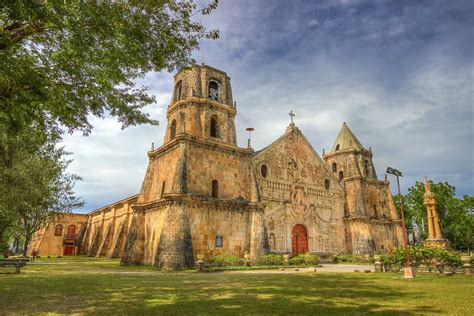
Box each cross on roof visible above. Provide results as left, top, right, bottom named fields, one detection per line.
left=289, top=110, right=295, bottom=124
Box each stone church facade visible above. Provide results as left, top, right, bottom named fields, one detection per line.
left=29, top=64, right=403, bottom=267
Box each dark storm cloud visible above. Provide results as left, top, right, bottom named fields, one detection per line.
left=63, top=0, right=473, bottom=212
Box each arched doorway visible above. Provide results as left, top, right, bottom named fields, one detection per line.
left=292, top=224, right=308, bottom=255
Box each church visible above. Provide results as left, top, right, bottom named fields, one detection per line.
left=29, top=64, right=404, bottom=268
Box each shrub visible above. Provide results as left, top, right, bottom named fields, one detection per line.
left=333, top=254, right=370, bottom=263
left=209, top=255, right=243, bottom=267
left=289, top=254, right=319, bottom=266
left=255, top=254, right=285, bottom=265
left=383, top=245, right=462, bottom=271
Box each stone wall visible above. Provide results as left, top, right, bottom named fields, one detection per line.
left=79, top=195, right=137, bottom=258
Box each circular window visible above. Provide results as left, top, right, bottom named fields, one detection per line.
left=260, top=164, right=268, bottom=178
left=324, top=178, right=330, bottom=190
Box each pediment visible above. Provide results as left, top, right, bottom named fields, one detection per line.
left=253, top=126, right=342, bottom=188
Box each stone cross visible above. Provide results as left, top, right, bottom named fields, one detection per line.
left=289, top=110, right=295, bottom=124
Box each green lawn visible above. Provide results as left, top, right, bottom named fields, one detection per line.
left=0, top=256, right=472, bottom=315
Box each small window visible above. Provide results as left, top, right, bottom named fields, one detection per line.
left=339, top=171, right=344, bottom=181
left=170, top=120, right=177, bottom=140
left=335, top=144, right=340, bottom=151
left=209, top=81, right=219, bottom=101
left=373, top=205, right=378, bottom=217
left=210, top=116, right=218, bottom=138
left=215, top=235, right=223, bottom=247
left=54, top=224, right=63, bottom=236
left=260, top=164, right=268, bottom=178
left=381, top=245, right=385, bottom=250
left=324, top=178, right=330, bottom=190
left=212, top=180, right=219, bottom=198
left=175, top=80, right=183, bottom=101
left=332, top=162, right=337, bottom=172
left=161, top=181, right=166, bottom=198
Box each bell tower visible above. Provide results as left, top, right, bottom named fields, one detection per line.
left=323, top=122, right=377, bottom=182
left=323, top=122, right=403, bottom=255
left=122, top=64, right=267, bottom=268
left=163, top=64, right=237, bottom=146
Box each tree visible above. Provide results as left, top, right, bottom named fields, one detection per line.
left=395, top=180, right=474, bottom=251
left=0, top=0, right=218, bottom=248
left=18, top=142, right=83, bottom=256
left=1, top=0, right=219, bottom=137
left=0, top=128, right=83, bottom=255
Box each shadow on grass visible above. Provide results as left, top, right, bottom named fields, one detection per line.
left=0, top=268, right=452, bottom=315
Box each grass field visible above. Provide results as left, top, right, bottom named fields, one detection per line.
left=0, top=256, right=472, bottom=315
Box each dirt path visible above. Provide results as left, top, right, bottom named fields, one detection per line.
left=226, top=264, right=374, bottom=274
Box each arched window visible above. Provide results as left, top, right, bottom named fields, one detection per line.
left=161, top=181, right=166, bottom=198
left=364, top=160, right=370, bottom=177
left=67, top=225, right=76, bottom=238
left=260, top=164, right=268, bottom=178
left=170, top=120, right=177, bottom=140
left=335, top=144, right=340, bottom=151
left=332, top=162, right=337, bottom=172
left=339, top=171, right=344, bottom=181
left=212, top=180, right=219, bottom=198
left=208, top=81, right=219, bottom=101
left=324, top=178, right=330, bottom=190
left=210, top=116, right=219, bottom=138
left=175, top=80, right=183, bottom=101
left=54, top=224, right=63, bottom=236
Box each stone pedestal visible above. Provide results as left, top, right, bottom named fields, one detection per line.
left=374, top=255, right=382, bottom=272
left=423, top=239, right=449, bottom=249
left=461, top=255, right=472, bottom=275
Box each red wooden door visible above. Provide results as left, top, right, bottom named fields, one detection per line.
left=64, top=244, right=74, bottom=256
left=292, top=225, right=308, bottom=255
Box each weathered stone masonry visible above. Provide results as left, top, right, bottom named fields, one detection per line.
left=29, top=64, right=403, bottom=266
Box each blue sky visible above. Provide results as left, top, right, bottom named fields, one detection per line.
left=62, top=0, right=474, bottom=212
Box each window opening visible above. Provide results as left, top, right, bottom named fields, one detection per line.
left=210, top=116, right=218, bottom=138
left=54, top=225, right=63, bottom=236
left=324, top=178, right=330, bottom=190
left=208, top=81, right=219, bottom=101
left=215, top=235, right=223, bottom=247
left=260, top=164, right=268, bottom=178
left=170, top=120, right=177, bottom=140
left=212, top=180, right=219, bottom=198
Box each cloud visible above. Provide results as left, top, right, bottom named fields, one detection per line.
left=63, top=0, right=473, bottom=212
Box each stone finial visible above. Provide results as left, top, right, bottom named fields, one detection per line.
left=424, top=176, right=431, bottom=192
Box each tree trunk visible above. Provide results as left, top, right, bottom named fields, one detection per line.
left=22, top=235, right=31, bottom=257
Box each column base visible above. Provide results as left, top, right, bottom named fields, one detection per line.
left=403, top=267, right=415, bottom=279
left=423, top=239, right=449, bottom=249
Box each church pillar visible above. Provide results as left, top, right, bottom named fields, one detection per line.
left=249, top=207, right=269, bottom=259
left=121, top=210, right=145, bottom=265
left=155, top=201, right=194, bottom=269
